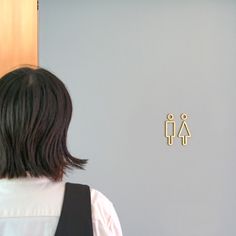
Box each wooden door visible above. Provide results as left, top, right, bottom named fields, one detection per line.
left=0, top=0, right=38, bottom=77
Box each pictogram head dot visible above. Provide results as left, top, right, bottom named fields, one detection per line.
left=181, top=113, right=187, bottom=120
left=167, top=114, right=174, bottom=120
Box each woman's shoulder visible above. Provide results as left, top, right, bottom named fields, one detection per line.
left=89, top=187, right=117, bottom=220
left=89, top=187, right=123, bottom=236
left=62, top=182, right=123, bottom=235
left=90, top=187, right=114, bottom=209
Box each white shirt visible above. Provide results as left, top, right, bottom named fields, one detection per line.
left=0, top=176, right=123, bottom=236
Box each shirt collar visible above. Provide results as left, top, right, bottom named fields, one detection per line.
left=0, top=175, right=57, bottom=185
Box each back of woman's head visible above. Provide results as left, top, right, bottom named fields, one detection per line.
left=0, top=66, right=87, bottom=181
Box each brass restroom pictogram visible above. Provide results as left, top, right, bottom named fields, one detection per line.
left=165, top=113, right=191, bottom=146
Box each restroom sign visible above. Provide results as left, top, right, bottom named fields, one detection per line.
left=165, top=113, right=191, bottom=146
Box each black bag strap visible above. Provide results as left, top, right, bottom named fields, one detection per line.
left=55, top=182, right=93, bottom=236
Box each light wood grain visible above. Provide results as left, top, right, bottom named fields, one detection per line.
left=0, top=0, right=38, bottom=77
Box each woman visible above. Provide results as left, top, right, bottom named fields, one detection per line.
left=0, top=66, right=123, bottom=236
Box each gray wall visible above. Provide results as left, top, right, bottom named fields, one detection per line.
left=39, top=1, right=236, bottom=235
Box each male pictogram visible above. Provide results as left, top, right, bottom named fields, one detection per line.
left=164, top=114, right=176, bottom=145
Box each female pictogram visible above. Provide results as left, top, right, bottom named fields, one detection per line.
left=178, top=113, right=191, bottom=145
left=164, top=114, right=176, bottom=145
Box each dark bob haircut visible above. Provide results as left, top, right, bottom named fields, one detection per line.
left=0, top=66, right=87, bottom=181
